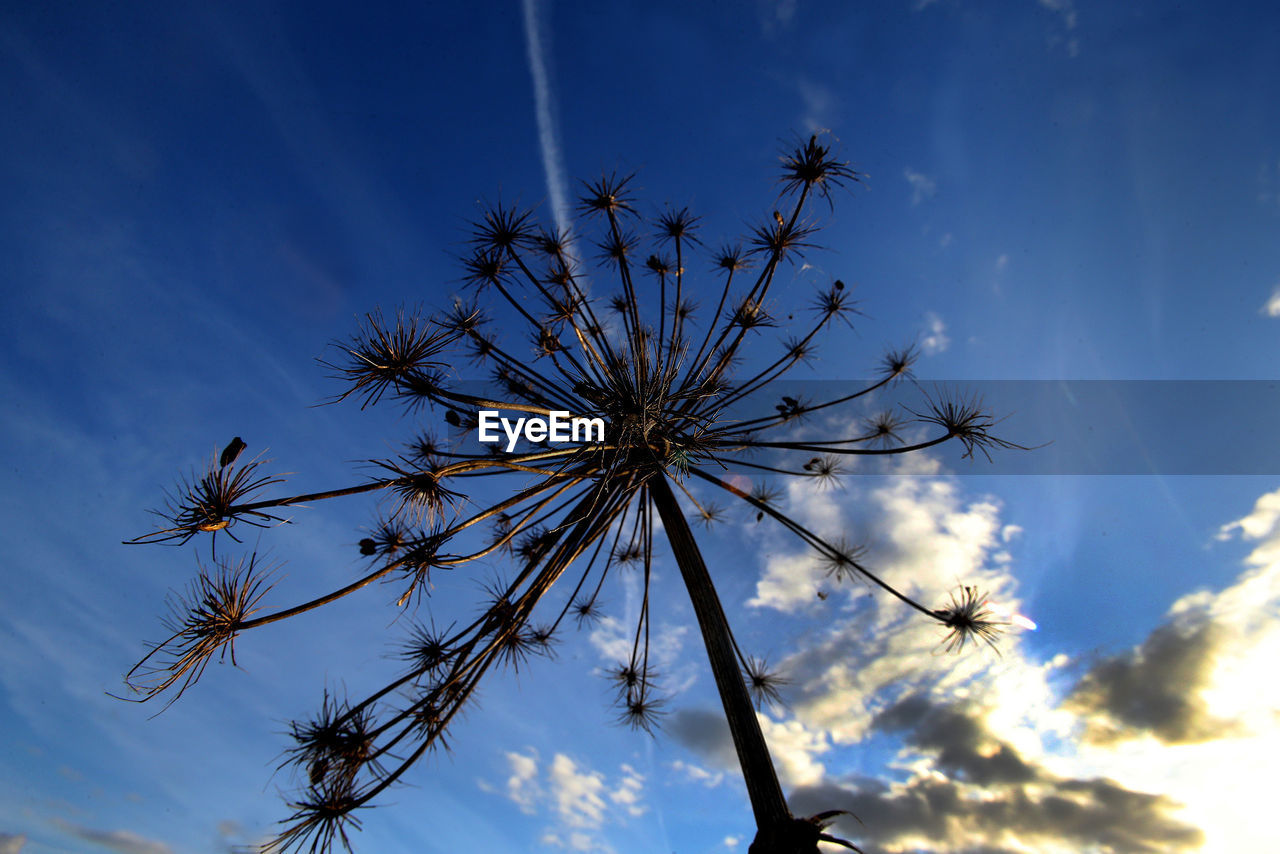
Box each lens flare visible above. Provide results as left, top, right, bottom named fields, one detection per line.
left=989, top=601, right=1037, bottom=631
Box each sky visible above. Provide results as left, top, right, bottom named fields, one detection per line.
left=2, top=1, right=1279, bottom=852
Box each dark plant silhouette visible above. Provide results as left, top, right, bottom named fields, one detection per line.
left=124, top=134, right=1024, bottom=853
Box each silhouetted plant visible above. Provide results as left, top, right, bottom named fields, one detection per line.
left=124, top=134, right=1024, bottom=854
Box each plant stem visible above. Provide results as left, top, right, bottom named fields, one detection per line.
left=648, top=474, right=791, bottom=842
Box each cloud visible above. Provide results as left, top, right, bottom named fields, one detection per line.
left=785, top=695, right=1202, bottom=853
left=790, top=697, right=1204, bottom=853
left=668, top=758, right=725, bottom=788
left=1064, top=620, right=1240, bottom=745
left=768, top=483, right=1280, bottom=851
left=920, top=312, right=950, bottom=355
left=795, top=77, right=835, bottom=133
left=505, top=749, right=542, bottom=813
left=1217, top=487, right=1280, bottom=540
left=589, top=615, right=688, bottom=673
left=1261, top=284, right=1280, bottom=317
left=758, top=0, right=798, bottom=36
left=746, top=476, right=1024, bottom=744
left=521, top=0, right=572, bottom=236
left=903, top=168, right=937, bottom=205
left=1037, top=0, right=1080, bottom=56
left=1037, top=0, right=1078, bottom=31
left=1066, top=487, right=1280, bottom=752
left=548, top=753, right=609, bottom=829
left=50, top=820, right=172, bottom=854
left=669, top=707, right=738, bottom=770
left=749, top=476, right=1001, bottom=614
left=608, top=763, right=647, bottom=817
left=747, top=549, right=826, bottom=613
left=757, top=714, right=829, bottom=788
left=670, top=706, right=830, bottom=791
left=490, top=750, right=645, bottom=851
left=0, top=835, right=24, bottom=854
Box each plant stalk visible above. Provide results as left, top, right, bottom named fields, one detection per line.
left=649, top=474, right=793, bottom=844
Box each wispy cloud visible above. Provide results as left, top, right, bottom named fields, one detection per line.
left=1037, top=0, right=1080, bottom=56
left=0, top=835, right=25, bottom=854
left=521, top=0, right=572, bottom=237
left=903, top=168, right=936, bottom=205
left=795, top=76, right=835, bottom=133
left=50, top=820, right=172, bottom=854
left=920, top=311, right=950, bottom=355
left=914, top=1, right=1080, bottom=56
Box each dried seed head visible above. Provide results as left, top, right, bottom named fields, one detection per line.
left=935, top=585, right=1005, bottom=654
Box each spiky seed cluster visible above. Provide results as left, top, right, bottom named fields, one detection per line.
left=743, top=656, right=788, bottom=710
left=126, top=134, right=1025, bottom=853
left=128, top=454, right=286, bottom=552
left=123, top=553, right=272, bottom=705
left=324, top=307, right=454, bottom=409
left=935, top=585, right=1006, bottom=654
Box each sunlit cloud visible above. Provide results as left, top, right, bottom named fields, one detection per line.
left=1260, top=284, right=1280, bottom=318
left=791, top=696, right=1203, bottom=853
left=749, top=482, right=1280, bottom=852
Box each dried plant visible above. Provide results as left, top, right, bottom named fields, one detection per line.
left=123, top=134, right=1026, bottom=853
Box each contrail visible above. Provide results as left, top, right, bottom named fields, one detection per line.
left=521, top=0, right=572, bottom=237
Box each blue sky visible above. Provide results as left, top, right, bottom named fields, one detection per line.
left=2, top=1, right=1279, bottom=852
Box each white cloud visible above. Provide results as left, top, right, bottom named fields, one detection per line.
left=920, top=311, right=950, bottom=355
left=995, top=252, right=1009, bottom=272
left=0, top=835, right=24, bottom=854
left=504, top=749, right=541, bottom=813
left=589, top=615, right=688, bottom=674
left=608, top=764, right=647, bottom=817
left=747, top=550, right=826, bottom=613
left=1216, top=488, right=1280, bottom=540
left=669, top=758, right=725, bottom=788
left=903, top=168, right=937, bottom=205
left=1260, top=284, right=1280, bottom=318
left=549, top=753, right=609, bottom=829
left=490, top=751, right=646, bottom=851
left=758, top=712, right=829, bottom=788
